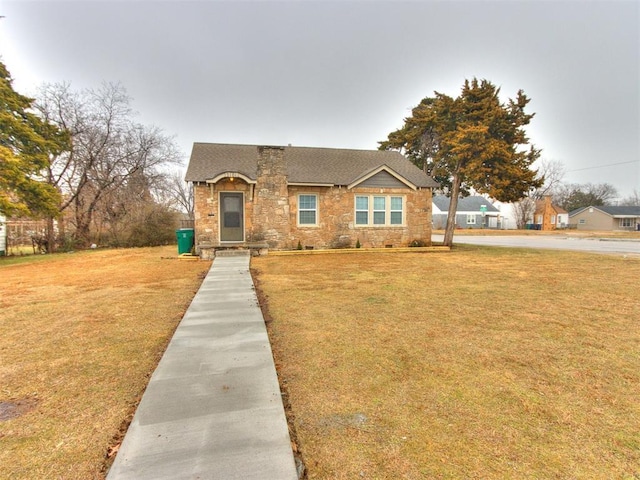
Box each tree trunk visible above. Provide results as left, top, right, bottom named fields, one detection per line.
left=46, top=216, right=56, bottom=253
left=443, top=173, right=462, bottom=247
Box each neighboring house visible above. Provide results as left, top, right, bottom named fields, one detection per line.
left=2, top=216, right=49, bottom=253
left=489, top=200, right=519, bottom=229
left=533, top=196, right=568, bottom=230
left=569, top=205, right=640, bottom=231
left=432, top=195, right=501, bottom=229
left=185, top=143, right=439, bottom=252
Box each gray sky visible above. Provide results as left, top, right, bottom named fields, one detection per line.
left=1, top=0, right=639, bottom=198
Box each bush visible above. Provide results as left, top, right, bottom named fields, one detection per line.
left=127, top=207, right=180, bottom=247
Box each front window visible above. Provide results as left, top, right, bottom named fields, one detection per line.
left=551, top=215, right=556, bottom=224
left=620, top=218, right=633, bottom=228
left=390, top=197, right=403, bottom=225
left=466, top=214, right=476, bottom=225
left=355, top=196, right=369, bottom=225
left=298, top=194, right=317, bottom=225
left=373, top=197, right=386, bottom=225
left=355, top=195, right=404, bottom=227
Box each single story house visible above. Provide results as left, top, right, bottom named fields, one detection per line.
left=432, top=195, right=501, bottom=229
left=569, top=205, right=640, bottom=231
left=533, top=196, right=569, bottom=230
left=489, top=200, right=519, bottom=229
left=185, top=143, right=439, bottom=252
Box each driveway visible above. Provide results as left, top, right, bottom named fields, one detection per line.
left=431, top=234, right=640, bottom=256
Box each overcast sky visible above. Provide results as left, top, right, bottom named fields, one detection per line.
left=1, top=0, right=638, bottom=198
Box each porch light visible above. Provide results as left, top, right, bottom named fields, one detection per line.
left=229, top=176, right=234, bottom=182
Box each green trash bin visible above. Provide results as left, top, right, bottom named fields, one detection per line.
left=176, top=228, right=194, bottom=254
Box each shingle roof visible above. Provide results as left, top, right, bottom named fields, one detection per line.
left=535, top=199, right=568, bottom=214
left=433, top=195, right=500, bottom=213
left=570, top=205, right=640, bottom=217
left=185, top=143, right=439, bottom=188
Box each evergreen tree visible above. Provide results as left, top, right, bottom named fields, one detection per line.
left=380, top=78, right=542, bottom=246
left=0, top=61, right=68, bottom=217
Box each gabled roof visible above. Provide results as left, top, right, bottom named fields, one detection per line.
left=433, top=195, right=500, bottom=213
left=185, top=143, right=439, bottom=188
left=570, top=205, right=640, bottom=217
left=535, top=199, right=568, bottom=214
left=347, top=165, right=417, bottom=190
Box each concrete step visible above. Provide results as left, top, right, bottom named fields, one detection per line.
left=215, top=249, right=250, bottom=257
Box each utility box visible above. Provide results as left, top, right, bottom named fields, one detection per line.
left=176, top=228, right=194, bottom=255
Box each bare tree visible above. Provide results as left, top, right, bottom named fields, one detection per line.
left=35, top=82, right=182, bottom=248
left=619, top=189, right=640, bottom=206
left=166, top=170, right=194, bottom=219
left=510, top=159, right=567, bottom=228
left=533, top=159, right=565, bottom=199
left=512, top=196, right=537, bottom=229
left=554, top=182, right=619, bottom=212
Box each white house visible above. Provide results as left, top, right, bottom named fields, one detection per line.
left=490, top=200, right=520, bottom=230
left=432, top=195, right=503, bottom=229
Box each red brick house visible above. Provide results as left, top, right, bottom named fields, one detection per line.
left=534, top=196, right=569, bottom=230
left=185, top=143, right=438, bottom=253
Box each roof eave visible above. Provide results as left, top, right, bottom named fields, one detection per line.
left=205, top=172, right=256, bottom=184
left=288, top=182, right=335, bottom=187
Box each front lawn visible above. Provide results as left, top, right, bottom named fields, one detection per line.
left=0, top=247, right=210, bottom=479
left=252, top=246, right=640, bottom=479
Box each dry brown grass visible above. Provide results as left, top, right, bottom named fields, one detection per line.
left=0, top=247, right=210, bottom=479
left=252, top=246, right=640, bottom=479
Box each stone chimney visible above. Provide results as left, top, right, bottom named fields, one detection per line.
left=253, top=146, right=290, bottom=248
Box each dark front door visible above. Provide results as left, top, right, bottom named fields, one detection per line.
left=220, top=192, right=244, bottom=242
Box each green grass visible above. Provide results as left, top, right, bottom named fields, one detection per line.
left=252, top=246, right=640, bottom=479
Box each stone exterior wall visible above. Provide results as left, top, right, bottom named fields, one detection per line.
left=193, top=182, right=432, bottom=250
left=288, top=185, right=432, bottom=249
left=193, top=180, right=254, bottom=247
left=191, top=146, right=433, bottom=251
left=253, top=146, right=290, bottom=247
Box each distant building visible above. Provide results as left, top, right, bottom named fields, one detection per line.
left=533, top=196, right=568, bottom=230
left=432, top=195, right=502, bottom=229
left=570, top=205, right=640, bottom=231
left=490, top=200, right=519, bottom=229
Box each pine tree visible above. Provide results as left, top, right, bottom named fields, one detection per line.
left=380, top=78, right=542, bottom=246
left=0, top=61, right=69, bottom=217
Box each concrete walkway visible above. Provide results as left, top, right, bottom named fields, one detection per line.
left=107, top=251, right=298, bottom=480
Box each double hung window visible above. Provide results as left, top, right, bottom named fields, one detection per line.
left=355, top=195, right=404, bottom=226
left=298, top=194, right=317, bottom=225
left=620, top=218, right=633, bottom=228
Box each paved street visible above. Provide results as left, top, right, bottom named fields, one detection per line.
left=432, top=234, right=640, bottom=256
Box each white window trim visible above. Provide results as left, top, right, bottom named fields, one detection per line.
left=619, top=218, right=633, bottom=228
left=298, top=194, right=318, bottom=227
left=354, top=195, right=405, bottom=227
left=390, top=197, right=403, bottom=226
left=466, top=214, right=476, bottom=225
